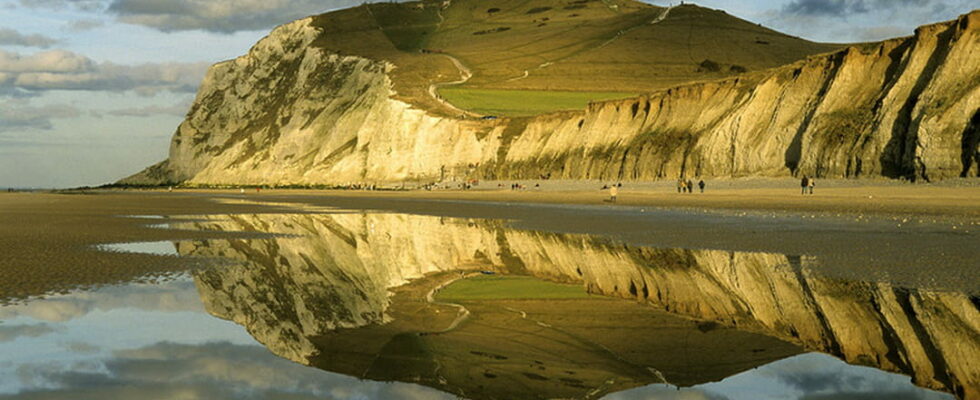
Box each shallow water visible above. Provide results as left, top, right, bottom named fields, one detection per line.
left=98, top=241, right=182, bottom=256
left=1, top=210, right=975, bottom=399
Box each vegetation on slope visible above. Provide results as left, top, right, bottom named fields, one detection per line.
left=306, top=0, right=845, bottom=116
left=436, top=275, right=590, bottom=300
left=437, top=88, right=637, bottom=116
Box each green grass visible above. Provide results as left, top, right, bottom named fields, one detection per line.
left=368, top=3, right=441, bottom=51
left=436, top=275, right=590, bottom=301
left=307, top=1, right=844, bottom=116
left=438, top=88, right=637, bottom=116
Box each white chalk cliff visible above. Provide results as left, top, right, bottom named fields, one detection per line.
left=122, top=9, right=980, bottom=185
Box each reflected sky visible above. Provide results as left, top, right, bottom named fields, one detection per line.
left=0, top=277, right=455, bottom=400
left=0, top=273, right=957, bottom=399
left=97, top=241, right=181, bottom=256
left=607, top=353, right=952, bottom=400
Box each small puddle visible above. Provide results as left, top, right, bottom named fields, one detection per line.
left=98, top=241, right=179, bottom=256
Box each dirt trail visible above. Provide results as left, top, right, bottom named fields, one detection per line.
left=427, top=54, right=482, bottom=118
left=425, top=272, right=481, bottom=333
left=427, top=4, right=482, bottom=118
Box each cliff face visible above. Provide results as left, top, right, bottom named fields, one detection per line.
left=176, top=213, right=979, bottom=398
left=123, top=11, right=980, bottom=185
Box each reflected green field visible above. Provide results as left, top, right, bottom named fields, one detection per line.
left=437, top=88, right=637, bottom=117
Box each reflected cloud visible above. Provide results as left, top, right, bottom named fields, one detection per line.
left=0, top=324, right=60, bottom=343
left=0, top=278, right=203, bottom=323
left=766, top=354, right=951, bottom=400
left=0, top=341, right=454, bottom=400
left=605, top=354, right=950, bottom=400
left=60, top=342, right=99, bottom=355
left=604, top=386, right=729, bottom=400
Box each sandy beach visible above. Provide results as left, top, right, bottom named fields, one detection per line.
left=269, top=178, right=980, bottom=221
left=2, top=180, right=978, bottom=302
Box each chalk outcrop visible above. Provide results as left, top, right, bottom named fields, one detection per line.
left=122, top=9, right=980, bottom=185
left=178, top=213, right=979, bottom=399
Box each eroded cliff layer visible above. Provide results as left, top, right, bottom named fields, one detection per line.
left=123, top=10, right=980, bottom=185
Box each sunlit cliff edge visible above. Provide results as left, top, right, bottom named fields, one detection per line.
left=121, top=8, right=980, bottom=185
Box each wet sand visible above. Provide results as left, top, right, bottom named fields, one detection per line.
left=0, top=192, right=286, bottom=302
left=2, top=181, right=978, bottom=302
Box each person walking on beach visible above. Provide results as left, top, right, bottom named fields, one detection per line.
left=698, top=179, right=705, bottom=193
left=808, top=177, right=815, bottom=195
left=677, top=179, right=684, bottom=193
left=801, top=176, right=809, bottom=195
left=609, top=185, right=618, bottom=203
left=686, top=179, right=694, bottom=194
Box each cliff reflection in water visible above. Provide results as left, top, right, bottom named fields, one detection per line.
left=174, top=212, right=979, bottom=399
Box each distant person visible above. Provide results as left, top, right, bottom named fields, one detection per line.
left=677, top=179, right=685, bottom=193
left=801, top=176, right=809, bottom=195
left=698, top=179, right=705, bottom=193
left=609, top=185, right=618, bottom=203
left=686, top=179, right=694, bottom=193
left=168, top=186, right=173, bottom=192
left=808, top=178, right=815, bottom=195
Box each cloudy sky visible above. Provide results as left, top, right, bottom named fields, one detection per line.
left=0, top=0, right=976, bottom=188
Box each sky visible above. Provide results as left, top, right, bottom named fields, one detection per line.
left=0, top=0, right=976, bottom=188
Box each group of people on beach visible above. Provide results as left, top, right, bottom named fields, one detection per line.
left=677, top=178, right=706, bottom=193
left=801, top=176, right=815, bottom=195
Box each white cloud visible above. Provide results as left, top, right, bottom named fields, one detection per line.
left=0, top=50, right=92, bottom=73
left=0, top=28, right=59, bottom=48
left=106, top=98, right=192, bottom=117
left=106, top=0, right=389, bottom=33
left=17, top=0, right=106, bottom=12
left=13, top=0, right=367, bottom=34
left=0, top=99, right=83, bottom=132
left=0, top=49, right=208, bottom=94
left=852, top=25, right=913, bottom=41
left=781, top=0, right=924, bottom=16
left=65, top=19, right=106, bottom=32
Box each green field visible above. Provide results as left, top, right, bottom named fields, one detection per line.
left=438, top=88, right=637, bottom=116
left=308, top=1, right=843, bottom=117
left=436, top=275, right=591, bottom=301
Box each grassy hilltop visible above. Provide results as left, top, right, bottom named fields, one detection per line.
left=296, top=0, right=843, bottom=116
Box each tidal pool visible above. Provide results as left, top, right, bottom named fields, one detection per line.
left=0, top=210, right=973, bottom=399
